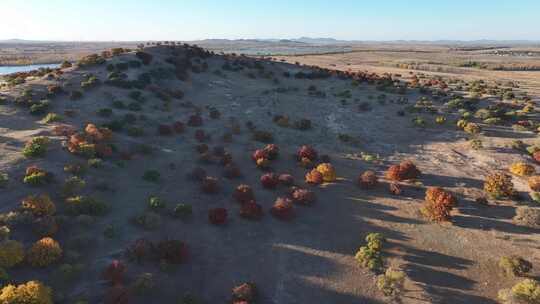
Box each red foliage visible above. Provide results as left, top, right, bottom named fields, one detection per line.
left=270, top=197, right=294, bottom=220
left=102, top=260, right=126, bottom=285
left=260, top=173, right=279, bottom=189
left=358, top=170, right=378, bottom=189
left=104, top=285, right=130, bottom=304
left=290, top=187, right=315, bottom=205
left=422, top=187, right=457, bottom=222
left=385, top=161, right=421, bottom=181
left=233, top=184, right=255, bottom=203
left=252, top=149, right=268, bottom=161
left=155, top=240, right=189, bottom=264
left=297, top=145, right=318, bottom=161
left=52, top=124, right=76, bottom=136
left=533, top=151, right=540, bottom=164
left=209, top=208, right=228, bottom=225
left=263, top=144, right=279, bottom=160
left=305, top=169, right=323, bottom=184
left=232, top=282, right=258, bottom=302
left=201, top=176, right=219, bottom=194
left=239, top=201, right=263, bottom=220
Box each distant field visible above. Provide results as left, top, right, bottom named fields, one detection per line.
left=2, top=40, right=540, bottom=96
left=0, top=41, right=140, bottom=65
left=272, top=44, right=540, bottom=96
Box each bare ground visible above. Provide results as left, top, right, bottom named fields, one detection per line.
left=0, top=46, right=539, bottom=303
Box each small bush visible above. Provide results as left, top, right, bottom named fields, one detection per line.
left=315, top=163, right=336, bottom=182
left=232, top=282, right=258, bottom=303
left=27, top=237, right=62, bottom=267
left=0, top=240, right=25, bottom=268
left=23, top=166, right=53, bottom=186
left=510, top=162, right=536, bottom=177
left=377, top=268, right=406, bottom=298
left=131, top=272, right=155, bottom=294
left=421, top=187, right=457, bottom=222
left=0, top=173, right=8, bottom=188
left=464, top=122, right=482, bottom=134
left=21, top=194, right=56, bottom=216
left=499, top=256, right=533, bottom=277
left=65, top=196, right=108, bottom=216
left=0, top=280, right=53, bottom=304
left=385, top=161, right=421, bottom=181
left=355, top=233, right=385, bottom=271
left=148, top=196, right=166, bottom=210
left=23, top=136, right=50, bottom=158
left=513, top=207, right=540, bottom=228
left=498, top=279, right=540, bottom=304
left=29, top=100, right=50, bottom=116
left=484, top=172, right=515, bottom=199
left=42, top=112, right=62, bottom=123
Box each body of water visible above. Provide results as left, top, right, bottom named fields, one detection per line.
left=0, top=63, right=61, bottom=76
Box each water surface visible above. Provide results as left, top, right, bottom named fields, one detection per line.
left=0, top=63, right=61, bottom=76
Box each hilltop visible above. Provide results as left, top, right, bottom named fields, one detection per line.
left=0, top=44, right=539, bottom=304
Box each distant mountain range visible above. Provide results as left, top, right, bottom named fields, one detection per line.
left=1, top=38, right=539, bottom=46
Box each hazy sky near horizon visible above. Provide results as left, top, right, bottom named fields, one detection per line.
left=1, top=0, right=539, bottom=41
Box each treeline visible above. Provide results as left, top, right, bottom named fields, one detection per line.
left=458, top=61, right=540, bottom=71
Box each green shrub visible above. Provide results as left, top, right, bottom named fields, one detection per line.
left=148, top=196, right=166, bottom=210
left=0, top=240, right=25, bottom=268
left=376, top=268, right=406, bottom=298
left=65, top=196, right=108, bottom=216
left=499, top=256, right=533, bottom=277
left=42, top=112, right=62, bottom=123
left=29, top=100, right=50, bottom=115
left=23, top=137, right=50, bottom=158
left=23, top=171, right=51, bottom=186
left=0, top=280, right=53, bottom=304
left=87, top=158, right=103, bottom=168
left=498, top=279, right=540, bottom=304
left=354, top=233, right=385, bottom=271
left=0, top=173, right=8, bottom=188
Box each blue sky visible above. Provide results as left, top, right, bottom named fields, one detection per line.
left=1, top=0, right=539, bottom=41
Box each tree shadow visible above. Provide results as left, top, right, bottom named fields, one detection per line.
left=396, top=243, right=473, bottom=271
left=452, top=214, right=540, bottom=235
left=423, top=285, right=498, bottom=304
left=421, top=173, right=483, bottom=189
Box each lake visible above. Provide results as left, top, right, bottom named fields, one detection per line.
left=0, top=63, right=61, bottom=76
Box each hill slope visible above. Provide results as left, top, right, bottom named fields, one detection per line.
left=0, top=45, right=539, bottom=304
